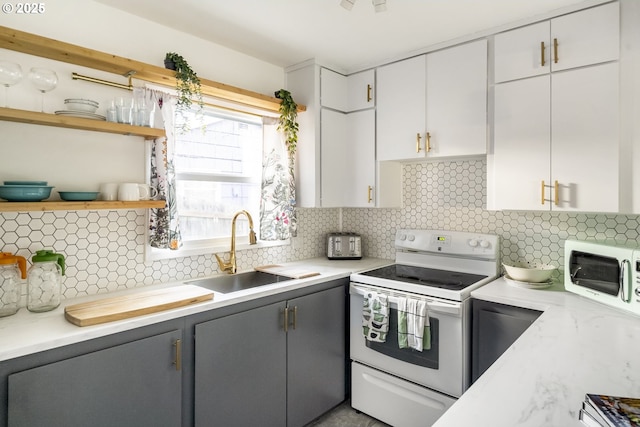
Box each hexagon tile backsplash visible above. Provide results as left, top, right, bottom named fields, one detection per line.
left=1, top=158, right=639, bottom=300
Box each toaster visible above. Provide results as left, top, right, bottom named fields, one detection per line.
left=327, top=232, right=362, bottom=260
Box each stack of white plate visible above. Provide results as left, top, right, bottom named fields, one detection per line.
left=55, top=98, right=105, bottom=120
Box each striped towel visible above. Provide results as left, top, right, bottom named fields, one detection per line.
left=398, top=297, right=431, bottom=351
left=362, top=291, right=389, bottom=342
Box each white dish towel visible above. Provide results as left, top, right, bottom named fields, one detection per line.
left=362, top=291, right=389, bottom=342
left=405, top=298, right=430, bottom=351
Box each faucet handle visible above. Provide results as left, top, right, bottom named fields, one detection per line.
left=249, top=229, right=257, bottom=245
left=215, top=253, right=233, bottom=273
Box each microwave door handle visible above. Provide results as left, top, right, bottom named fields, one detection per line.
left=620, top=259, right=631, bottom=303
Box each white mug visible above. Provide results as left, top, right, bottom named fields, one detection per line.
left=100, top=183, right=119, bottom=201
left=118, top=183, right=158, bottom=201
left=138, top=184, right=158, bottom=200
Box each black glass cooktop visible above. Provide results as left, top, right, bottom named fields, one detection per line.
left=361, top=264, right=487, bottom=291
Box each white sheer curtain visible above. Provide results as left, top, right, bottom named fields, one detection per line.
left=148, top=89, right=182, bottom=250
left=260, top=117, right=297, bottom=240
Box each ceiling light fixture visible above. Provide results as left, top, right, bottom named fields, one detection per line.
left=340, top=0, right=387, bottom=12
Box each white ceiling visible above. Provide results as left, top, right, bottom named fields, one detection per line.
left=95, top=0, right=597, bottom=73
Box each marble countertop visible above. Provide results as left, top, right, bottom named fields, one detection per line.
left=0, top=257, right=392, bottom=362
left=434, top=277, right=640, bottom=427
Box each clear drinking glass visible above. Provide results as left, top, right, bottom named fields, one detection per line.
left=28, top=67, right=58, bottom=112
left=0, top=61, right=23, bottom=108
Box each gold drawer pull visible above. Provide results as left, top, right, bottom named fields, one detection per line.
left=553, top=38, right=559, bottom=63
left=541, top=41, right=546, bottom=67
left=554, top=180, right=559, bottom=206
left=367, top=84, right=372, bottom=102
left=367, top=186, right=373, bottom=203
left=416, top=133, right=422, bottom=153
left=173, top=339, right=182, bottom=371
left=425, top=132, right=431, bottom=152
left=541, top=180, right=546, bottom=205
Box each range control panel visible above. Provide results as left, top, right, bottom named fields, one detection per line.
left=395, top=229, right=498, bottom=259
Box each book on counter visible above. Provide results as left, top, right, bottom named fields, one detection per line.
left=579, top=393, right=640, bottom=427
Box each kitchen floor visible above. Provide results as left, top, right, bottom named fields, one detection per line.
left=306, top=400, right=389, bottom=427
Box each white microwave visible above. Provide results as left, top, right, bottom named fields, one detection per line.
left=565, top=239, right=640, bottom=316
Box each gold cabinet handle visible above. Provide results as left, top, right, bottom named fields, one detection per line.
left=541, top=180, right=546, bottom=205
left=425, top=132, right=431, bottom=152
left=366, top=84, right=372, bottom=103
left=416, top=133, right=422, bottom=153
left=292, top=306, right=298, bottom=330
left=541, top=41, right=546, bottom=67
left=554, top=180, right=559, bottom=206
left=367, top=186, right=373, bottom=203
left=553, top=38, right=559, bottom=63
left=173, top=339, right=182, bottom=371
left=283, top=307, right=289, bottom=332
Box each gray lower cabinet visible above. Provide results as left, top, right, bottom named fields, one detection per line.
left=6, top=328, right=183, bottom=427
left=471, top=298, right=542, bottom=384
left=194, top=283, right=346, bottom=427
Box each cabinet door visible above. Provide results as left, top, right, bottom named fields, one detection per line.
left=345, top=109, right=376, bottom=207
left=348, top=69, right=375, bottom=111
left=426, top=39, right=488, bottom=158
left=194, top=301, right=287, bottom=427
left=552, top=63, right=619, bottom=212
left=320, top=108, right=348, bottom=207
left=287, top=285, right=346, bottom=427
left=320, top=67, right=348, bottom=111
left=491, top=75, right=551, bottom=211
left=377, top=55, right=427, bottom=161
left=494, top=21, right=550, bottom=83
left=8, top=329, right=182, bottom=427
left=551, top=2, right=619, bottom=72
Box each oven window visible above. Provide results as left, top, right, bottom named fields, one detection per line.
left=366, top=308, right=440, bottom=369
left=569, top=251, right=620, bottom=296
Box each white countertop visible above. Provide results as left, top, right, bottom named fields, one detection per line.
left=434, top=277, right=640, bottom=427
left=0, top=257, right=392, bottom=362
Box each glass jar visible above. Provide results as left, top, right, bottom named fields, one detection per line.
left=0, top=252, right=27, bottom=317
left=27, top=250, right=65, bottom=313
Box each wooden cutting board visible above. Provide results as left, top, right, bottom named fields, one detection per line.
left=64, top=285, right=214, bottom=327
left=254, top=264, right=320, bottom=279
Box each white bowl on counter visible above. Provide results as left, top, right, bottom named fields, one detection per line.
left=502, top=263, right=556, bottom=283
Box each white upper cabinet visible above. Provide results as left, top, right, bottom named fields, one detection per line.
left=320, top=67, right=348, bottom=111
left=377, top=40, right=487, bottom=162
left=377, top=55, right=427, bottom=161
left=491, top=62, right=619, bottom=212
left=347, top=70, right=375, bottom=111
left=426, top=39, right=488, bottom=158
left=494, top=2, right=620, bottom=83
left=551, top=2, right=620, bottom=72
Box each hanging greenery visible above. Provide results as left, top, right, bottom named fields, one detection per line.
left=164, top=52, right=204, bottom=131
left=275, top=89, right=299, bottom=161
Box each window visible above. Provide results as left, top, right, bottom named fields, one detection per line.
left=146, top=105, right=281, bottom=262
left=175, top=108, right=262, bottom=245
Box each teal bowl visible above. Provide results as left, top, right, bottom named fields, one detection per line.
left=0, top=185, right=54, bottom=202
left=4, top=180, right=48, bottom=186
left=58, top=191, right=100, bottom=201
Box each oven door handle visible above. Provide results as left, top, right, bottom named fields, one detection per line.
left=350, top=283, right=462, bottom=316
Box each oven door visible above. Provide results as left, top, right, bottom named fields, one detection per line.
left=349, top=282, right=469, bottom=398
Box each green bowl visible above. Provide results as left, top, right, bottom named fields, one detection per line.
left=58, top=191, right=100, bottom=201
left=0, top=185, right=54, bottom=202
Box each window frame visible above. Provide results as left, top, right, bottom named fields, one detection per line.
left=144, top=95, right=289, bottom=263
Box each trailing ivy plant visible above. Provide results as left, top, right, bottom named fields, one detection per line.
left=164, top=52, right=204, bottom=132
left=275, top=89, right=299, bottom=161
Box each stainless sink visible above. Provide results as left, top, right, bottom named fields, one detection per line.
left=187, top=271, right=292, bottom=294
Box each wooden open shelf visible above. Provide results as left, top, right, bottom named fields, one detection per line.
left=0, top=200, right=166, bottom=212
left=0, top=107, right=166, bottom=139
left=0, top=26, right=306, bottom=114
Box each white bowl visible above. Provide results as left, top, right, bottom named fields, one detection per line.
left=502, top=263, right=556, bottom=283
left=65, top=98, right=99, bottom=113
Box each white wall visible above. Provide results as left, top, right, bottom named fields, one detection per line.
left=1, top=0, right=285, bottom=192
